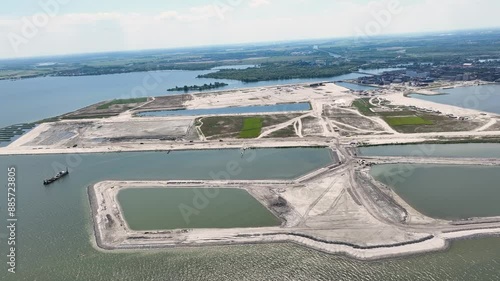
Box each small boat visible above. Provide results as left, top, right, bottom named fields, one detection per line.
left=43, top=168, right=69, bottom=185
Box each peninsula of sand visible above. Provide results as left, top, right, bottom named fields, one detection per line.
left=3, top=81, right=500, bottom=260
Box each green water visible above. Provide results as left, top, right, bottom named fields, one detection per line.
left=118, top=188, right=280, bottom=230
left=1, top=149, right=500, bottom=280
left=371, top=165, right=500, bottom=220
left=359, top=143, right=500, bottom=158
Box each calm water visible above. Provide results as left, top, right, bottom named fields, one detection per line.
left=336, top=82, right=378, bottom=91
left=0, top=149, right=500, bottom=280
left=0, top=71, right=366, bottom=128
left=0, top=125, right=36, bottom=148
left=358, top=68, right=405, bottom=75
left=412, top=84, right=500, bottom=114
left=137, top=102, right=311, bottom=117
left=359, top=143, right=500, bottom=158
left=371, top=165, right=500, bottom=220
left=118, top=188, right=280, bottom=230
left=0, top=133, right=28, bottom=148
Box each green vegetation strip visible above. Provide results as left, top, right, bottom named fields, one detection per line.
left=385, top=116, right=434, bottom=126
left=199, top=62, right=357, bottom=82
left=240, top=118, right=263, bottom=138
left=97, top=98, right=147, bottom=110
left=352, top=98, right=375, bottom=116
left=167, top=82, right=228, bottom=92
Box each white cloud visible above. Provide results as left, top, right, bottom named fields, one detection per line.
left=0, top=0, right=499, bottom=59
left=249, top=0, right=271, bottom=8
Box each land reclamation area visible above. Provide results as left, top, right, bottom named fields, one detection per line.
left=117, top=187, right=281, bottom=230
left=2, top=148, right=500, bottom=280
left=87, top=145, right=500, bottom=261
left=2, top=77, right=500, bottom=264
left=3, top=31, right=500, bottom=280
left=4, top=80, right=500, bottom=154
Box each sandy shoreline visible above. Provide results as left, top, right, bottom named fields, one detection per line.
left=87, top=177, right=500, bottom=261
left=4, top=80, right=500, bottom=261
left=2, top=80, right=500, bottom=156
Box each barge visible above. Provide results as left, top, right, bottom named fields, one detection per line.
left=43, top=168, right=69, bottom=185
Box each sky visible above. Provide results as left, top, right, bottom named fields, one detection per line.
left=0, top=0, right=499, bottom=58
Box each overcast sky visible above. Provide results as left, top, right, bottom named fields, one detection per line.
left=1, top=0, right=499, bottom=59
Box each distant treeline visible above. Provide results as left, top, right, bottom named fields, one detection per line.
left=53, top=63, right=219, bottom=77
left=198, top=62, right=359, bottom=82
left=167, top=82, right=228, bottom=92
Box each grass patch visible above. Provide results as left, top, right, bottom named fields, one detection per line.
left=352, top=98, right=375, bottom=116
left=350, top=99, right=482, bottom=134
left=97, top=98, right=147, bottom=110
left=264, top=124, right=297, bottom=138
left=198, top=114, right=303, bottom=140
left=240, top=118, right=263, bottom=138
left=385, top=116, right=434, bottom=126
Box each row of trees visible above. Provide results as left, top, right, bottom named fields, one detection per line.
left=167, top=82, right=228, bottom=92
left=198, top=62, right=360, bottom=82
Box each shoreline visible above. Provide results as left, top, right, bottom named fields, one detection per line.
left=2, top=80, right=500, bottom=157
left=6, top=132, right=500, bottom=156
left=409, top=80, right=497, bottom=96
left=4, top=79, right=500, bottom=262
left=0, top=141, right=333, bottom=156
left=87, top=179, right=500, bottom=261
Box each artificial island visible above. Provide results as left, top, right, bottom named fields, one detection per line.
left=2, top=77, right=500, bottom=261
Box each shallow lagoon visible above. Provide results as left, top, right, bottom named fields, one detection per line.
left=0, top=148, right=500, bottom=280
left=118, top=188, right=280, bottom=230
left=336, top=82, right=378, bottom=91
left=359, top=143, right=500, bottom=158
left=137, top=102, right=311, bottom=117
left=371, top=164, right=500, bottom=220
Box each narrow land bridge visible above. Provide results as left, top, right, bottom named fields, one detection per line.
left=357, top=156, right=500, bottom=166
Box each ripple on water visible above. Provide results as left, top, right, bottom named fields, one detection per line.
left=13, top=239, right=500, bottom=281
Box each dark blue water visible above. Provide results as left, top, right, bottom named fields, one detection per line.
left=336, top=82, right=378, bottom=91
left=0, top=128, right=33, bottom=147
left=137, top=102, right=311, bottom=117
left=0, top=125, right=36, bottom=147
left=0, top=71, right=366, bottom=128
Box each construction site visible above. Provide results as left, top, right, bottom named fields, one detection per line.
left=2, top=81, right=500, bottom=260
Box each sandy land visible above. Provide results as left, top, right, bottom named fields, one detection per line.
left=88, top=156, right=500, bottom=260
left=4, top=80, right=500, bottom=260
left=3, top=80, right=500, bottom=156
left=385, top=91, right=493, bottom=118
left=85, top=146, right=500, bottom=261
left=183, top=83, right=354, bottom=110
left=407, top=81, right=493, bottom=95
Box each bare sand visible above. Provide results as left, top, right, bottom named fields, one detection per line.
left=4, top=81, right=500, bottom=260
left=88, top=160, right=500, bottom=261
left=3, top=81, right=500, bottom=156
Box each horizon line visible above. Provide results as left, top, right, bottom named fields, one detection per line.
left=1, top=26, right=500, bottom=62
